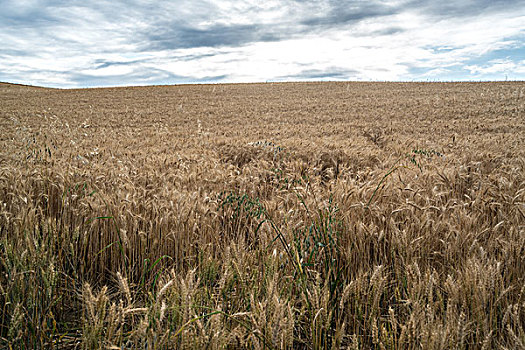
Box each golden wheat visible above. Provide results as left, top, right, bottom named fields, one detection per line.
left=0, top=81, right=524, bottom=349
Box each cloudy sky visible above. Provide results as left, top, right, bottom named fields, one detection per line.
left=1, top=0, right=524, bottom=88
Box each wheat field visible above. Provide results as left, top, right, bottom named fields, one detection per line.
left=1, top=81, right=524, bottom=349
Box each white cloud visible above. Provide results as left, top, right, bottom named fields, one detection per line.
left=465, top=59, right=525, bottom=75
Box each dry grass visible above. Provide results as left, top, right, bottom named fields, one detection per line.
left=0, top=81, right=524, bottom=348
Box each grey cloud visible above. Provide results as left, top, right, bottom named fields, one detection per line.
left=300, top=2, right=397, bottom=28
left=68, top=74, right=228, bottom=87
left=4, top=0, right=520, bottom=56
left=175, top=52, right=222, bottom=61
left=139, top=1, right=403, bottom=52
left=408, top=0, right=522, bottom=17
left=279, top=67, right=361, bottom=80
left=370, top=26, right=405, bottom=36
left=0, top=13, right=58, bottom=28
left=93, top=59, right=150, bottom=69
left=69, top=66, right=227, bottom=87
left=0, top=5, right=58, bottom=28
left=0, top=0, right=98, bottom=28
left=144, top=23, right=283, bottom=51
left=0, top=60, right=228, bottom=88
left=0, top=48, right=33, bottom=57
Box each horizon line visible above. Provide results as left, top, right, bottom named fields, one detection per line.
left=2, top=79, right=524, bottom=90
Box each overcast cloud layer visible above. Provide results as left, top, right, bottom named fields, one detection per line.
left=1, top=0, right=524, bottom=88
